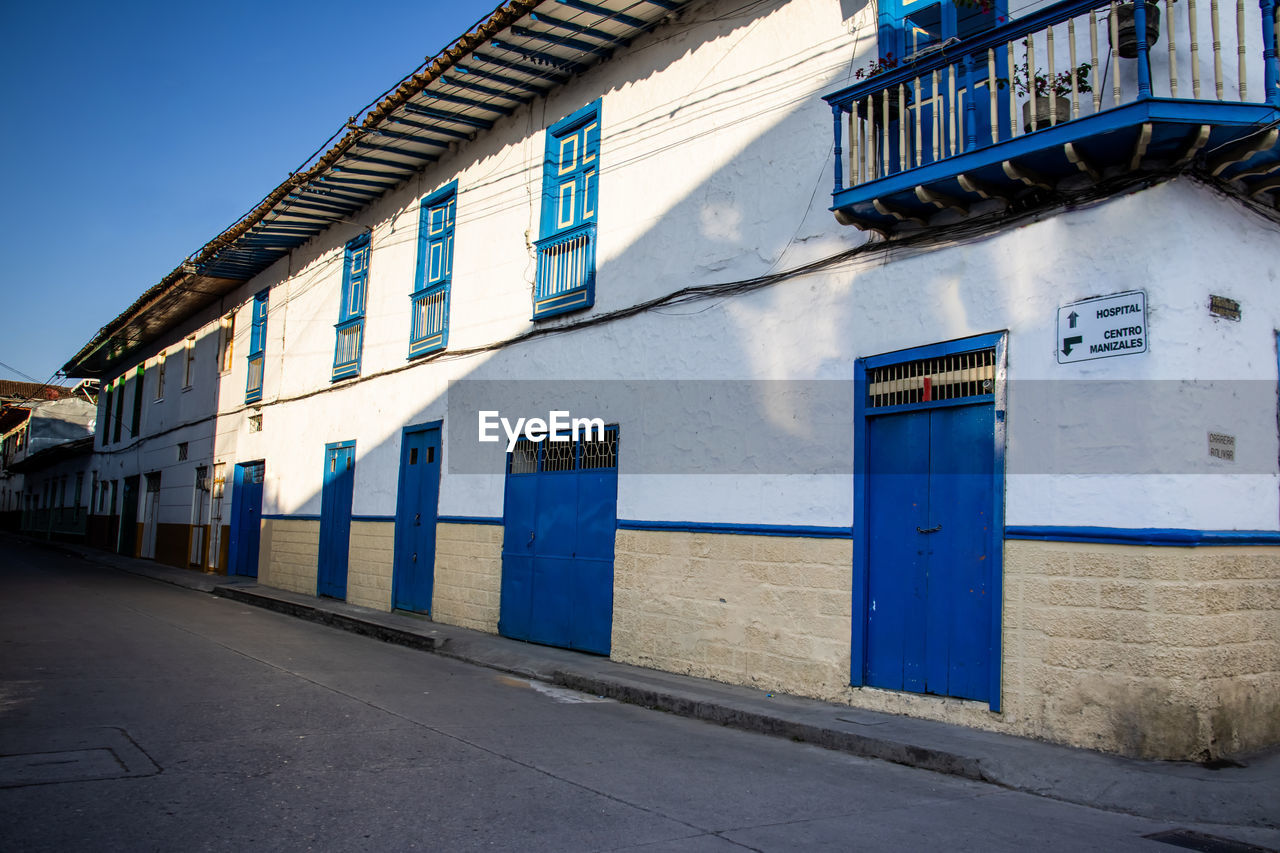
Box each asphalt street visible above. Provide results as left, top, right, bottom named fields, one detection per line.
left=1, top=538, right=1276, bottom=852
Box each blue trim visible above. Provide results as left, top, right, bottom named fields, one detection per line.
left=866, top=394, right=994, bottom=417
left=851, top=358, right=868, bottom=688
left=1005, top=527, right=1280, bottom=546
left=351, top=515, right=396, bottom=523
left=616, top=520, right=854, bottom=539
left=438, top=515, right=504, bottom=526
left=862, top=332, right=1007, bottom=368
left=261, top=513, right=322, bottom=521
left=989, top=333, right=1008, bottom=712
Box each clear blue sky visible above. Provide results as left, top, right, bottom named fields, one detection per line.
left=0, top=0, right=503, bottom=386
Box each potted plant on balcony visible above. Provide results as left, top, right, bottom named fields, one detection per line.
left=1111, top=0, right=1165, bottom=58
left=1000, top=60, right=1093, bottom=131
left=852, top=53, right=914, bottom=121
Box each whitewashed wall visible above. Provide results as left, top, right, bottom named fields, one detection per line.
left=211, top=0, right=1279, bottom=532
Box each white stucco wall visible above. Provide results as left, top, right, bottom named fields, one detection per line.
left=191, top=0, right=1277, bottom=533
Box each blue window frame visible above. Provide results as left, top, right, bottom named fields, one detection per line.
left=246, top=289, right=268, bottom=404
left=534, top=100, right=600, bottom=320
left=409, top=182, right=456, bottom=358
left=878, top=0, right=1003, bottom=61
left=333, top=233, right=370, bottom=380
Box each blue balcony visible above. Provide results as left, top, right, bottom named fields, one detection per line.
left=823, top=0, right=1280, bottom=231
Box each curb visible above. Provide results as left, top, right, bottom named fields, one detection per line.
left=213, top=585, right=448, bottom=653
left=550, top=669, right=991, bottom=782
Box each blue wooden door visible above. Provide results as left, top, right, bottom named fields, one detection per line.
left=862, top=347, right=998, bottom=703
left=228, top=461, right=265, bottom=577
left=318, top=442, right=355, bottom=599
left=392, top=425, right=441, bottom=613
left=500, top=429, right=617, bottom=654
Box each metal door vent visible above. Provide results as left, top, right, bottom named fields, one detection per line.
left=507, top=428, right=619, bottom=473
left=868, top=349, right=995, bottom=408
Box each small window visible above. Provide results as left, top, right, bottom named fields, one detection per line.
left=248, top=413, right=263, bottom=432
left=155, top=353, right=167, bottom=400
left=333, top=234, right=370, bottom=381
left=178, top=442, right=189, bottom=461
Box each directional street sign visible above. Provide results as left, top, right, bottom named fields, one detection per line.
left=1056, top=290, right=1147, bottom=364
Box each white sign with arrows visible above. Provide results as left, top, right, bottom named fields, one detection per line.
left=1057, top=290, right=1147, bottom=364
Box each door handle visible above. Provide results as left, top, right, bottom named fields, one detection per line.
left=528, top=531, right=536, bottom=544
left=917, top=524, right=942, bottom=534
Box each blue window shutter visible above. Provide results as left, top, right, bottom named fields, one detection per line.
left=333, top=234, right=369, bottom=380
left=534, top=100, right=601, bottom=320
left=410, top=181, right=457, bottom=359
left=246, top=289, right=268, bottom=403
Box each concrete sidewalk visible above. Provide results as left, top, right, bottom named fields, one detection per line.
left=42, top=536, right=1280, bottom=832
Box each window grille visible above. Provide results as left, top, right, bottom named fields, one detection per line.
left=867, top=349, right=995, bottom=408
left=509, top=438, right=539, bottom=474
left=507, top=427, right=619, bottom=473
left=543, top=439, right=576, bottom=472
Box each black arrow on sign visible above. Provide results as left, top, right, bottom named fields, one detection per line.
left=1061, top=336, right=1082, bottom=356
left=1067, top=311, right=1079, bottom=328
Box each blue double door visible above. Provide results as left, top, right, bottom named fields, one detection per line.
left=319, top=442, right=356, bottom=599
left=862, top=362, right=999, bottom=704
left=392, top=425, right=441, bottom=614
left=500, top=430, right=618, bottom=655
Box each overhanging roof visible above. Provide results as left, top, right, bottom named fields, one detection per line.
left=64, top=0, right=685, bottom=379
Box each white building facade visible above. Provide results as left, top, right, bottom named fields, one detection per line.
left=65, top=0, right=1280, bottom=760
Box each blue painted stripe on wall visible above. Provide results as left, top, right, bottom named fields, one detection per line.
left=438, top=515, right=504, bottom=526
left=617, top=520, right=854, bottom=539
left=1004, top=526, right=1280, bottom=547
left=261, top=514, right=321, bottom=521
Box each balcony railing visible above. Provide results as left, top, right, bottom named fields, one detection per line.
left=824, top=0, right=1280, bottom=228
left=332, top=318, right=363, bottom=380
left=533, top=222, right=596, bottom=319
left=409, top=285, right=449, bottom=357
left=245, top=352, right=264, bottom=403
